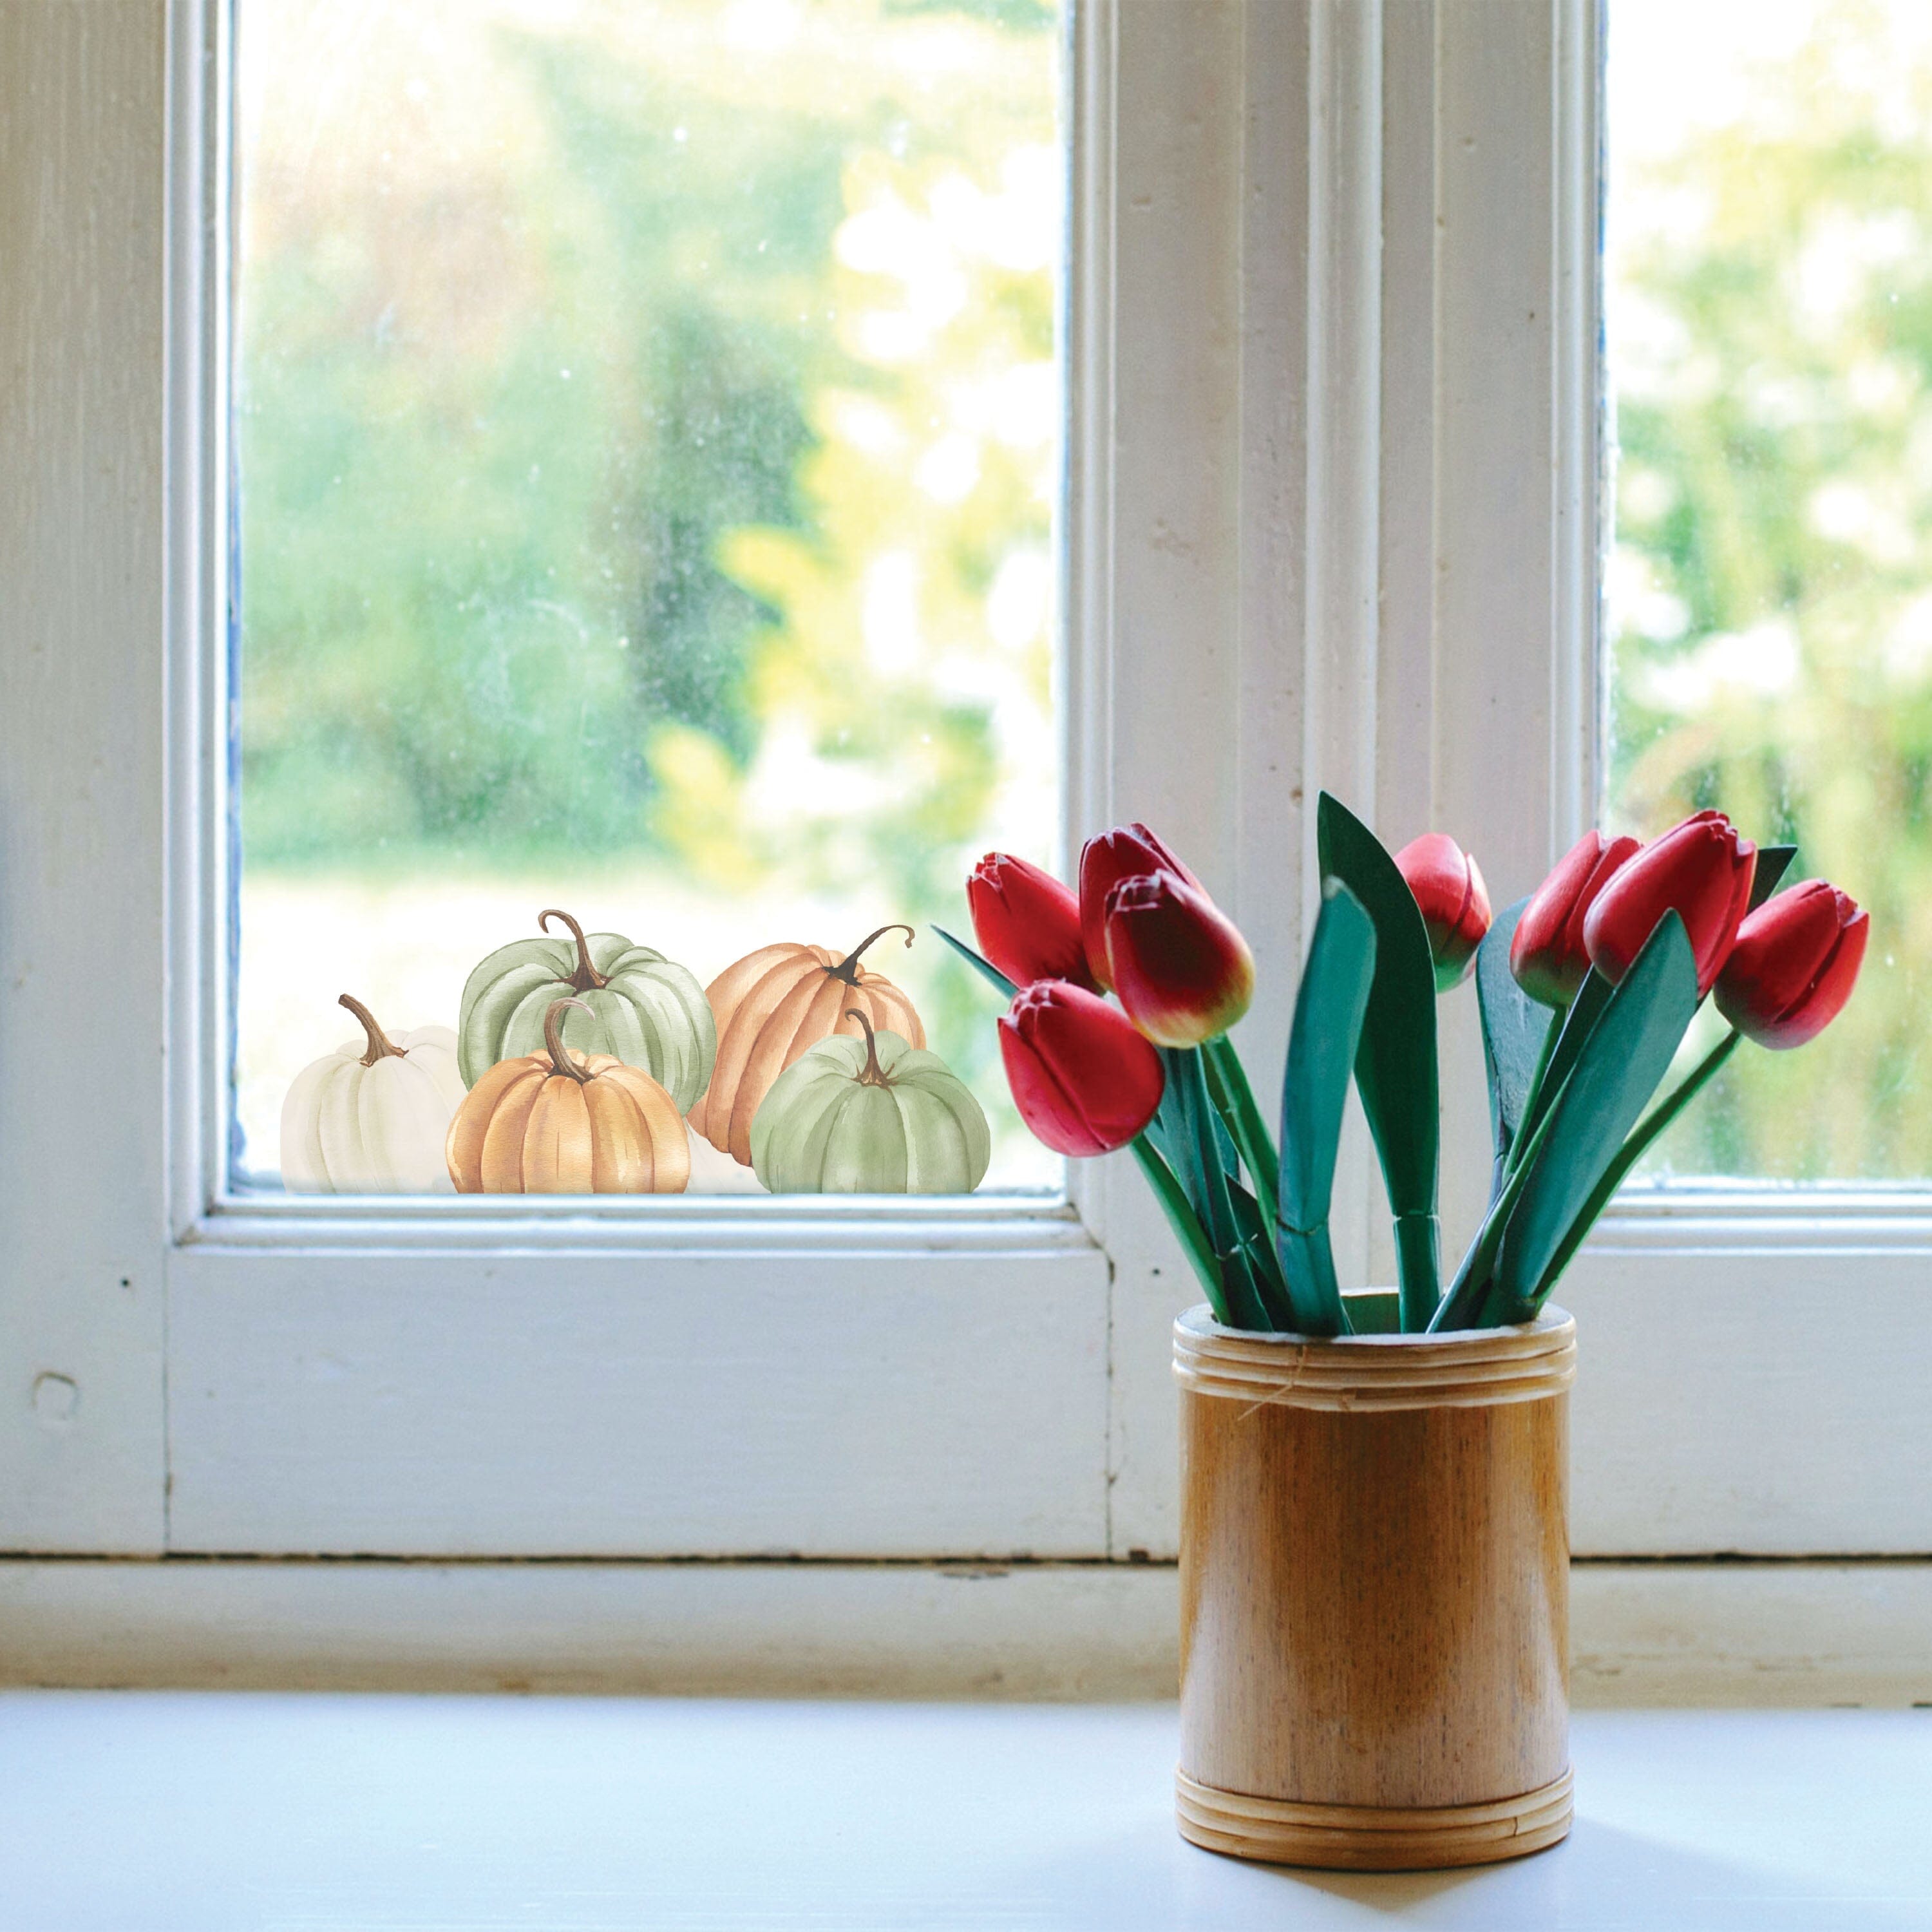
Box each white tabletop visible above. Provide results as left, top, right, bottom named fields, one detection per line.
left=3, top=1694, right=1927, bottom=1930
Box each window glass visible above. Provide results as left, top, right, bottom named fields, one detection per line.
left=1605, top=0, right=1924, bottom=1180
left=234, top=0, right=1062, bottom=1195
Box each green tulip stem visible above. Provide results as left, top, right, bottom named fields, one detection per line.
left=1427, top=1073, right=1572, bottom=1333
left=1202, top=1034, right=1280, bottom=1229
left=1171, top=1045, right=1273, bottom=1330
left=1130, top=1132, right=1231, bottom=1324
left=1503, top=1009, right=1564, bottom=1179
left=1527, top=1027, right=1744, bottom=1305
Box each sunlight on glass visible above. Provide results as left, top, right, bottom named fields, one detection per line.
left=234, top=0, right=1062, bottom=1194
left=1605, top=0, right=1926, bottom=1180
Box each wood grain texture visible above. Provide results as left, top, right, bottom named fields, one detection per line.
left=1175, top=1765, right=1573, bottom=1871
left=1173, top=1304, right=1575, bottom=1408
left=0, top=0, right=168, bottom=1549
left=1177, top=1307, right=1571, bottom=1868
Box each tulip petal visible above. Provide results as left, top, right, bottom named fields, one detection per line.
left=1582, top=811, right=1756, bottom=993
left=1078, top=824, right=1201, bottom=990
left=968, top=853, right=1094, bottom=990
left=1104, top=870, right=1255, bottom=1046
left=998, top=980, right=1164, bottom=1156
left=1716, top=881, right=1868, bottom=1048
left=1395, top=833, right=1492, bottom=990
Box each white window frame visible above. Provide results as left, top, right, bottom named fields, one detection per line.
left=4, top=0, right=1929, bottom=1616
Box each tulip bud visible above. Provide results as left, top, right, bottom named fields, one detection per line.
left=1102, top=869, right=1255, bottom=1048
left=998, top=980, right=1166, bottom=1156
left=1582, top=810, right=1757, bottom=994
left=967, top=853, right=1095, bottom=991
left=1077, top=824, right=1201, bottom=991
left=1510, top=830, right=1642, bottom=1007
left=1394, top=833, right=1492, bottom=992
left=1715, top=881, right=1868, bottom=1049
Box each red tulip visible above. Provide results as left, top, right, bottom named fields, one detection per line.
left=967, top=852, right=1095, bottom=990
left=1715, top=881, right=1868, bottom=1049
left=1510, top=830, right=1643, bottom=1007
left=998, top=981, right=1166, bottom=1156
left=1394, top=833, right=1492, bottom=991
left=1582, top=810, right=1757, bottom=994
left=1102, top=870, right=1255, bottom=1048
left=1077, top=824, right=1200, bottom=991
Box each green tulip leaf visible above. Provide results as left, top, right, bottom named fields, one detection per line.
left=1490, top=911, right=1698, bottom=1317
left=931, top=924, right=1018, bottom=1000
left=1475, top=896, right=1555, bottom=1173
left=1226, top=1175, right=1294, bottom=1332
left=1147, top=1057, right=1239, bottom=1182
left=1275, top=882, right=1376, bottom=1336
left=1517, top=965, right=1614, bottom=1156
left=1130, top=1135, right=1229, bottom=1321
left=1316, top=793, right=1441, bottom=1326
left=1747, top=844, right=1797, bottom=913
left=1163, top=1046, right=1271, bottom=1331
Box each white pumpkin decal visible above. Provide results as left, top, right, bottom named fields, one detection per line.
left=281, top=994, right=466, bottom=1194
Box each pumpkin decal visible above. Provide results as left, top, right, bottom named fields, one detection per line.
left=446, top=998, right=690, bottom=1194
left=281, top=995, right=466, bottom=1194
left=457, top=907, right=715, bottom=1111
left=689, top=924, right=926, bottom=1165
left=750, top=1010, right=989, bottom=1194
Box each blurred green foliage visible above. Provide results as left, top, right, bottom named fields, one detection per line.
left=238, top=0, right=1059, bottom=1128
left=1609, top=2, right=1929, bottom=1178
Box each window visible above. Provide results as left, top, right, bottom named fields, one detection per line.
left=233, top=0, right=1061, bottom=1196
left=1605, top=0, right=1926, bottom=1183
left=5, top=0, right=1925, bottom=1623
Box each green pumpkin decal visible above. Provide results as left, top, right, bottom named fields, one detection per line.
left=458, top=908, right=717, bottom=1111
left=750, top=1009, right=990, bottom=1194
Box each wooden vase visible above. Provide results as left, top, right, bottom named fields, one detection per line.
left=1173, top=1303, right=1576, bottom=1871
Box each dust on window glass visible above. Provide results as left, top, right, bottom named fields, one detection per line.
left=1605, top=0, right=1924, bottom=1180
left=234, top=0, right=1062, bottom=1195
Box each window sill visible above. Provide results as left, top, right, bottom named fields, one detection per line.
left=5, top=1695, right=1926, bottom=1929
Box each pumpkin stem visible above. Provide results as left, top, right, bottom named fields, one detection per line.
left=829, top=923, right=914, bottom=985
left=542, top=996, right=596, bottom=1084
left=339, top=994, right=406, bottom=1068
left=538, top=908, right=609, bottom=991
left=846, top=1008, right=894, bottom=1087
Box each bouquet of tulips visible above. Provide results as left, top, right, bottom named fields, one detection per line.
left=942, top=793, right=1867, bottom=1335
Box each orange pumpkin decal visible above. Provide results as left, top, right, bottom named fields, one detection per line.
left=446, top=998, right=690, bottom=1194
left=688, top=925, right=925, bottom=1165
